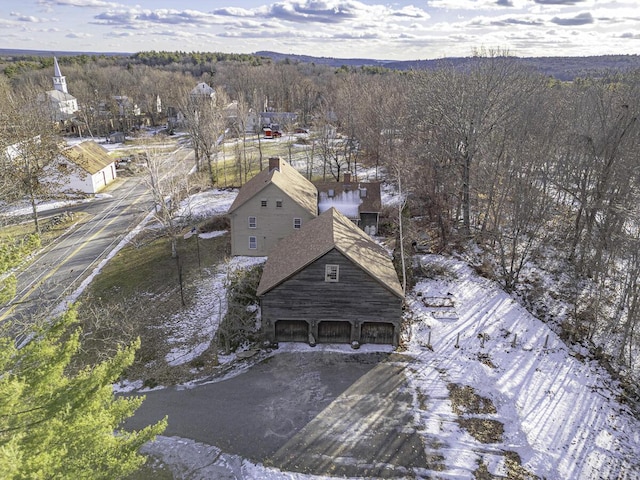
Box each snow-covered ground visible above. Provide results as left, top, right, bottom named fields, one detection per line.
left=121, top=189, right=640, bottom=479
left=404, top=255, right=640, bottom=479
left=18, top=162, right=640, bottom=478
left=135, top=252, right=640, bottom=479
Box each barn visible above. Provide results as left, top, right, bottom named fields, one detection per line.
left=257, top=207, right=404, bottom=347
left=55, top=141, right=117, bottom=194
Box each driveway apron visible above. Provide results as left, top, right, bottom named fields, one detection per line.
left=124, top=351, right=430, bottom=477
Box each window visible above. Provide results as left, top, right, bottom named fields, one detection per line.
left=325, top=264, right=339, bottom=282
left=293, top=218, right=302, bottom=229
left=276, top=199, right=283, bottom=208
left=249, top=236, right=257, bottom=249
left=248, top=216, right=257, bottom=228
left=261, top=199, right=267, bottom=207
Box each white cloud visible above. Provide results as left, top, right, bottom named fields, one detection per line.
left=11, top=12, right=51, bottom=23
left=39, top=0, right=122, bottom=7
left=66, top=31, right=92, bottom=38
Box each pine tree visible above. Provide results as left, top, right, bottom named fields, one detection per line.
left=0, top=307, right=167, bottom=479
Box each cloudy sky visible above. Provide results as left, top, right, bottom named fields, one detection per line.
left=1, top=0, right=638, bottom=60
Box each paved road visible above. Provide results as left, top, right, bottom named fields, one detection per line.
left=125, top=350, right=432, bottom=478
left=1, top=144, right=194, bottom=327
left=0, top=175, right=153, bottom=326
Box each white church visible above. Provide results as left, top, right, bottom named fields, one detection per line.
left=40, top=57, right=79, bottom=122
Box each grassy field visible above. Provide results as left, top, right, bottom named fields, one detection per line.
left=76, top=221, right=231, bottom=384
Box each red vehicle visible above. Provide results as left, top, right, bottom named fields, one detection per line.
left=264, top=128, right=282, bottom=138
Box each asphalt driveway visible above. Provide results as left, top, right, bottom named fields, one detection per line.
left=124, top=349, right=431, bottom=478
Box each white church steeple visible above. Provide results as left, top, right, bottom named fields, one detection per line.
left=52, top=56, right=68, bottom=94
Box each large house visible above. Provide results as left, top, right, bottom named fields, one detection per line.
left=227, top=157, right=317, bottom=256
left=257, top=207, right=404, bottom=346
left=315, top=172, right=382, bottom=235
left=53, top=141, right=117, bottom=194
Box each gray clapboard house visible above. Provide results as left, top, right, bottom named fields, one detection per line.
left=227, top=157, right=317, bottom=256
left=257, top=207, right=404, bottom=346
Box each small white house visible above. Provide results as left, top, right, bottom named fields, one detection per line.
left=54, top=141, right=117, bottom=194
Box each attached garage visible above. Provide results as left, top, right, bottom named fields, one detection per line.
left=318, top=321, right=352, bottom=343
left=257, top=209, right=404, bottom=347
left=275, top=320, right=309, bottom=342
left=361, top=322, right=395, bottom=345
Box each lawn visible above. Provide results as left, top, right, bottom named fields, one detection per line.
left=76, top=222, right=232, bottom=386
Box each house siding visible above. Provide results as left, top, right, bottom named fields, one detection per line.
left=260, top=249, right=402, bottom=345
left=56, top=162, right=115, bottom=194
left=230, top=183, right=316, bottom=256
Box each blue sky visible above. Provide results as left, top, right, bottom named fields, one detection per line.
left=1, top=0, right=638, bottom=60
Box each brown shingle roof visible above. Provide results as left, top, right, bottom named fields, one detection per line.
left=228, top=158, right=317, bottom=216
left=60, top=141, right=113, bottom=174
left=257, top=207, right=404, bottom=298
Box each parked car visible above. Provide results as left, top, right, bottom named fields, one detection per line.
left=264, top=128, right=282, bottom=138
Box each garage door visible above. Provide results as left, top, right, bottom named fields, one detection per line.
left=275, top=320, right=309, bottom=342
left=318, top=321, right=351, bottom=343
left=361, top=322, right=395, bottom=344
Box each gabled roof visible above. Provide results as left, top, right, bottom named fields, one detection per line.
left=228, top=159, right=317, bottom=217
left=45, top=89, right=77, bottom=103
left=60, top=141, right=114, bottom=175
left=190, top=82, right=215, bottom=97
left=257, top=207, right=404, bottom=298
left=315, top=179, right=382, bottom=218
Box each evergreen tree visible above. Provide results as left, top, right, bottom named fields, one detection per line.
left=0, top=307, right=166, bottom=479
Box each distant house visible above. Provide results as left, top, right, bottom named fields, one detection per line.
left=107, top=131, right=125, bottom=143
left=257, top=207, right=404, bottom=346
left=227, top=157, right=317, bottom=256
left=167, top=82, right=216, bottom=130
left=259, top=112, right=298, bottom=129
left=54, top=141, right=117, bottom=194
left=190, top=82, right=216, bottom=101
left=166, top=106, right=185, bottom=130
left=315, top=172, right=382, bottom=235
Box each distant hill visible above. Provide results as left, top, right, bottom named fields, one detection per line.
left=0, top=48, right=130, bottom=58
left=255, top=50, right=640, bottom=81
left=2, top=48, right=638, bottom=81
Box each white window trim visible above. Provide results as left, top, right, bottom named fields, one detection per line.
left=249, top=236, right=257, bottom=249
left=325, top=264, right=339, bottom=282
left=293, top=218, right=302, bottom=229
left=248, top=216, right=257, bottom=228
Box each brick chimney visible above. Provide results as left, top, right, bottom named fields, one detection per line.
left=269, top=157, right=281, bottom=172
left=343, top=171, right=351, bottom=184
